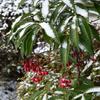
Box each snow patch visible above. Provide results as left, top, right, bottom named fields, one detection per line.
left=62, top=41, right=67, bottom=49
left=62, top=0, right=73, bottom=8
left=86, top=87, right=100, bottom=93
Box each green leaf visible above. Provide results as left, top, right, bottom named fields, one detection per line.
left=20, top=39, right=25, bottom=58
left=79, top=34, right=93, bottom=56
left=50, top=3, right=66, bottom=24
left=94, top=3, right=100, bottom=15
left=78, top=77, right=94, bottom=86
left=70, top=15, right=79, bottom=49
left=57, top=15, right=72, bottom=37
left=60, top=36, right=70, bottom=69
left=48, top=96, right=64, bottom=100
left=75, top=3, right=89, bottom=19
left=39, top=22, right=60, bottom=44
left=25, top=28, right=38, bottom=57
left=15, top=24, right=36, bottom=50
left=89, top=24, right=100, bottom=42
left=62, top=0, right=75, bottom=11
left=68, top=55, right=77, bottom=64
left=53, top=42, right=59, bottom=52
left=43, top=30, right=53, bottom=46
left=29, top=91, right=43, bottom=100
left=18, top=0, right=28, bottom=7
left=71, top=79, right=78, bottom=88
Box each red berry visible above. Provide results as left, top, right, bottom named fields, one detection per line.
left=38, top=77, right=42, bottom=81
left=64, top=84, right=69, bottom=87
left=38, top=72, right=42, bottom=75
left=91, top=58, right=95, bottom=61
left=61, top=85, right=65, bottom=88
left=59, top=78, right=63, bottom=83
left=68, top=80, right=71, bottom=83
left=44, top=71, right=48, bottom=75
left=22, top=62, right=25, bottom=65
left=30, top=62, right=33, bottom=67
left=65, top=80, right=68, bottom=83
left=42, top=72, right=45, bottom=75
left=66, top=62, right=71, bottom=66
left=34, top=78, right=39, bottom=82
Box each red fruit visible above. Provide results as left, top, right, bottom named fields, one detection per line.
left=91, top=58, right=95, bottom=61
left=72, top=54, right=76, bottom=58
left=32, top=77, right=35, bottom=81
left=64, top=84, right=69, bottom=87
left=30, top=62, right=33, bottom=67
left=27, top=67, right=30, bottom=72
left=44, top=71, right=48, bottom=75
left=38, top=72, right=42, bottom=75
left=60, top=62, right=62, bottom=65
left=22, top=62, right=25, bottom=65
left=59, top=78, right=63, bottom=83
left=65, top=80, right=68, bottom=83
left=34, top=78, right=39, bottom=82
left=66, top=62, right=71, bottom=66
left=61, top=85, right=65, bottom=88
left=68, top=80, right=71, bottom=83
left=42, top=72, right=45, bottom=75
left=38, top=77, right=42, bottom=81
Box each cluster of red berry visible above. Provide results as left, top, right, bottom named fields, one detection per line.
left=59, top=78, right=71, bottom=88
left=22, top=55, right=48, bottom=82
left=60, top=61, right=71, bottom=67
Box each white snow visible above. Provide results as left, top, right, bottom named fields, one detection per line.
left=86, top=87, right=100, bottom=93
left=89, top=10, right=99, bottom=15
left=74, top=94, right=83, bottom=99
left=62, top=0, right=73, bottom=8
left=32, top=34, right=35, bottom=41
left=62, top=41, right=67, bottom=49
left=39, top=22, right=55, bottom=38
left=60, top=16, right=72, bottom=32
left=71, top=16, right=76, bottom=29
left=12, top=16, right=22, bottom=28
left=74, top=0, right=84, bottom=4
left=42, top=0, right=49, bottom=18
left=75, top=5, right=88, bottom=18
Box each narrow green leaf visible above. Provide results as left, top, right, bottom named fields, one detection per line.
left=79, top=34, right=93, bottom=56
left=20, top=39, right=25, bottom=58
left=18, top=0, right=28, bottom=8
left=57, top=15, right=72, bottom=37
left=94, top=3, right=100, bottom=15
left=53, top=42, right=59, bottom=52
left=62, top=0, right=75, bottom=11
left=71, top=79, right=78, bottom=88
left=78, top=77, right=94, bottom=86
left=68, top=55, right=77, bottom=64
left=50, top=3, right=66, bottom=24
left=48, top=96, right=64, bottom=100
left=78, top=16, right=93, bottom=46
left=29, top=91, right=43, bottom=100
left=60, top=36, right=70, bottom=69
left=39, top=22, right=60, bottom=44
left=43, top=30, right=53, bottom=46
left=89, top=24, right=100, bottom=42
left=75, top=3, right=89, bottom=19
left=70, top=15, right=79, bottom=49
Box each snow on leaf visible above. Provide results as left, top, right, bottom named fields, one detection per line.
left=60, top=16, right=72, bottom=32
left=74, top=0, right=84, bottom=4
left=75, top=5, right=88, bottom=18
left=71, top=16, right=76, bottom=29
left=74, top=94, right=83, bottom=99
left=89, top=10, right=99, bottom=15
left=62, top=41, right=67, bottom=49
left=62, top=0, right=73, bottom=8
left=34, top=0, right=39, bottom=6
left=39, top=22, right=55, bottom=38
left=86, top=87, right=100, bottom=93
left=32, top=34, right=35, bottom=41
left=12, top=16, right=22, bottom=28
left=42, top=0, right=49, bottom=18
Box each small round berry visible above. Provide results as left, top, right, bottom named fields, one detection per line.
left=64, top=84, right=69, bottom=87
left=38, top=77, right=42, bottom=81
left=59, top=78, right=63, bottom=83
left=42, top=72, right=45, bottom=75
left=91, top=58, right=95, bottom=61
left=38, top=72, right=42, bottom=75
left=68, top=80, right=71, bottom=83
left=44, top=71, right=48, bottom=75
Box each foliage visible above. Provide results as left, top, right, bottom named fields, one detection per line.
left=7, top=0, right=100, bottom=100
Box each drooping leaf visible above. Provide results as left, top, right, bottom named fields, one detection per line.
left=89, top=24, right=100, bottom=42
left=62, top=0, right=75, bottom=11
left=78, top=16, right=93, bottom=46
left=41, top=0, right=49, bottom=18
left=60, top=36, right=70, bottom=69
left=39, top=22, right=60, bottom=44
left=79, top=34, right=93, bottom=56
left=48, top=96, right=64, bottom=100
left=57, top=15, right=72, bottom=37
left=70, top=15, right=79, bottom=49
left=50, top=3, right=66, bottom=24
left=75, top=3, right=89, bottom=19
left=18, top=0, right=28, bottom=8
left=29, top=91, right=43, bottom=100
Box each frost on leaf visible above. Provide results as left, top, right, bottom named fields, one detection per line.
left=75, top=5, right=88, bottom=18
left=39, top=22, right=55, bottom=38
left=32, top=35, right=35, bottom=41
left=42, top=0, right=49, bottom=18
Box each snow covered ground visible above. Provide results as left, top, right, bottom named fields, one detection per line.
left=0, top=79, right=17, bottom=100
